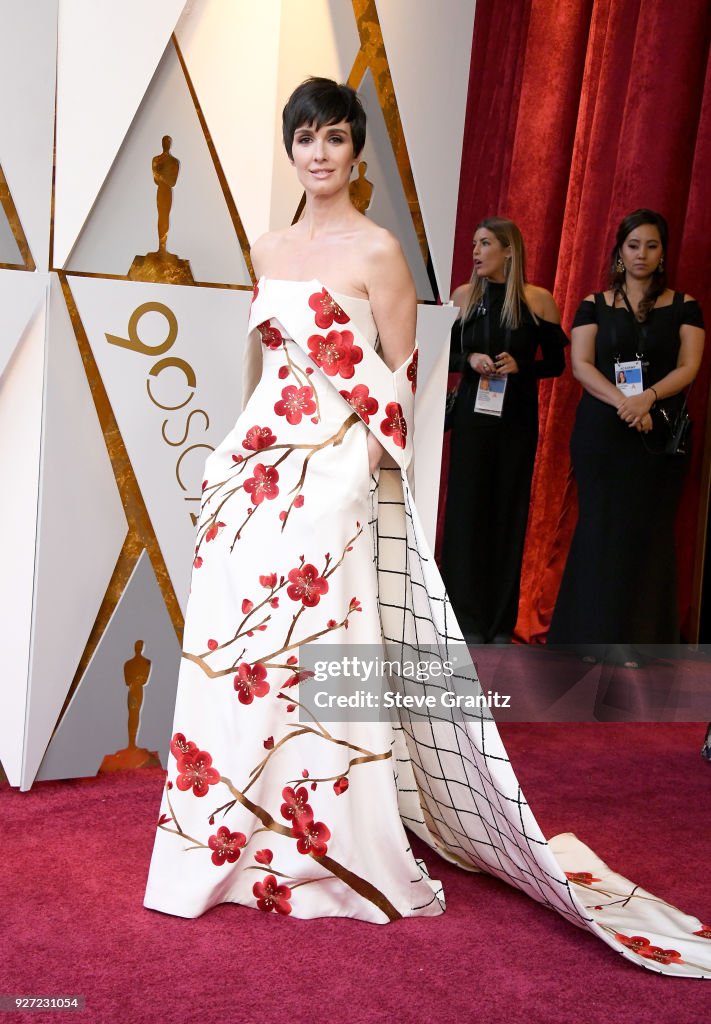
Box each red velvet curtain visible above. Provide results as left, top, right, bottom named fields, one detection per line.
left=447, top=0, right=711, bottom=642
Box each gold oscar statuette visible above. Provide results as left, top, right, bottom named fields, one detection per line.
left=128, top=135, right=195, bottom=285
left=100, top=640, right=161, bottom=772
left=349, top=160, right=374, bottom=214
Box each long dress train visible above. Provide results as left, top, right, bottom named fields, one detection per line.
left=145, top=278, right=711, bottom=978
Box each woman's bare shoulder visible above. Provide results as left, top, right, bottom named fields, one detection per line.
left=524, top=283, right=560, bottom=322
left=250, top=228, right=292, bottom=274
left=450, top=283, right=473, bottom=309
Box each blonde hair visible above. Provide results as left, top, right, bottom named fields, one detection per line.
left=462, top=217, right=530, bottom=329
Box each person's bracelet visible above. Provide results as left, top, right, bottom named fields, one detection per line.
left=648, top=386, right=658, bottom=407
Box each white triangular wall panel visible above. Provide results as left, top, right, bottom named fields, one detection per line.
left=358, top=71, right=434, bottom=302
left=175, top=0, right=282, bottom=246
left=0, top=204, right=24, bottom=267
left=270, top=0, right=362, bottom=232
left=376, top=0, right=476, bottom=296
left=0, top=270, right=48, bottom=380
left=0, top=0, right=58, bottom=271
left=0, top=289, right=48, bottom=786
left=36, top=551, right=181, bottom=782
left=53, top=0, right=188, bottom=269
left=70, top=276, right=251, bottom=614
left=21, top=275, right=128, bottom=789
left=66, top=41, right=250, bottom=284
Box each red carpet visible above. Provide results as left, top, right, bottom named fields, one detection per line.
left=2, top=723, right=710, bottom=1024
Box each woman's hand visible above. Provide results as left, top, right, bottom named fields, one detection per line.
left=493, top=351, right=519, bottom=375
left=634, top=412, right=653, bottom=433
left=468, top=352, right=496, bottom=375
left=617, top=390, right=655, bottom=426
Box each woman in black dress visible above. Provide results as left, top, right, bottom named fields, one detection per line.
left=441, top=217, right=567, bottom=643
left=549, top=209, right=705, bottom=662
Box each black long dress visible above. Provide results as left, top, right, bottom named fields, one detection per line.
left=441, top=281, right=566, bottom=642
left=549, top=292, right=705, bottom=648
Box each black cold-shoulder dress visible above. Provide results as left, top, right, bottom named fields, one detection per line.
left=549, top=291, right=705, bottom=646
left=441, top=281, right=567, bottom=642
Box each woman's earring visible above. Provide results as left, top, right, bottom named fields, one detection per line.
left=657, top=255, right=665, bottom=272
left=615, top=256, right=625, bottom=274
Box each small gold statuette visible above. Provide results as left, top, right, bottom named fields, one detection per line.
left=100, top=640, right=161, bottom=772
left=349, top=160, right=374, bottom=214
left=128, top=135, right=195, bottom=285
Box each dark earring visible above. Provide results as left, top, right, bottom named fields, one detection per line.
left=657, top=255, right=665, bottom=273
left=615, top=256, right=624, bottom=274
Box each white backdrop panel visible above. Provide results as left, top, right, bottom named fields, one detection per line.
left=22, top=275, right=128, bottom=789
left=37, top=551, right=181, bottom=782
left=70, top=277, right=251, bottom=612
left=0, top=270, right=48, bottom=380
left=376, top=0, right=475, bottom=297
left=0, top=294, right=47, bottom=785
left=0, top=205, right=23, bottom=266
left=0, top=0, right=58, bottom=271
left=175, top=0, right=282, bottom=246
left=54, top=0, right=188, bottom=268
left=67, top=41, right=250, bottom=285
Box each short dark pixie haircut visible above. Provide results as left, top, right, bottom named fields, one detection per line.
left=282, top=77, right=366, bottom=160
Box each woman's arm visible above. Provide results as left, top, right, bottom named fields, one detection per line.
left=365, top=230, right=416, bottom=371
left=570, top=296, right=623, bottom=408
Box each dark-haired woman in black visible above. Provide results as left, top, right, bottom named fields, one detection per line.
left=549, top=209, right=705, bottom=662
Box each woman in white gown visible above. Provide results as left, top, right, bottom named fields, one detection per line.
left=144, top=78, right=711, bottom=977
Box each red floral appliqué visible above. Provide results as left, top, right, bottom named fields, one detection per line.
left=280, top=785, right=312, bottom=825
left=242, top=425, right=277, bottom=451
left=287, top=564, right=329, bottom=607
left=259, top=573, right=277, bottom=588
left=243, top=463, right=279, bottom=505
left=307, top=330, right=362, bottom=379
left=565, top=872, right=601, bottom=885
left=694, top=926, right=711, bottom=939
left=308, top=288, right=350, bottom=329
left=253, top=874, right=292, bottom=915
left=614, top=934, right=684, bottom=965
left=175, top=748, right=220, bottom=797
left=205, top=521, right=226, bottom=543
left=407, top=349, right=418, bottom=393
left=233, top=662, right=270, bottom=704
left=293, top=818, right=331, bottom=857
left=274, top=385, right=317, bottom=425
left=339, top=383, right=379, bottom=424
left=380, top=402, right=407, bottom=449
left=257, top=320, right=283, bottom=349
left=208, top=826, right=246, bottom=866
left=170, top=732, right=198, bottom=760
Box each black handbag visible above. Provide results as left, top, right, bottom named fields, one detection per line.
left=616, top=289, right=692, bottom=457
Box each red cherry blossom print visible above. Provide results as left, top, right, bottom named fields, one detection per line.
left=260, top=573, right=277, bottom=589
left=232, top=453, right=243, bottom=463
left=287, top=655, right=298, bottom=665
left=280, top=785, right=313, bottom=825
left=308, top=288, right=350, bottom=329
left=207, top=639, right=218, bottom=651
left=613, top=934, right=683, bottom=964
left=193, top=556, right=203, bottom=569
left=694, top=926, right=711, bottom=939
left=255, top=849, right=273, bottom=865
left=242, top=598, right=254, bottom=614
left=278, top=366, right=289, bottom=379
left=166, top=780, right=173, bottom=790
left=257, top=320, right=284, bottom=349
left=293, top=495, right=304, bottom=508
left=293, top=818, right=331, bottom=857
left=327, top=619, right=337, bottom=628
left=157, top=813, right=171, bottom=826
left=283, top=669, right=314, bottom=688
left=286, top=704, right=295, bottom=712
left=202, top=479, right=208, bottom=492
left=205, top=521, right=226, bottom=543
left=270, top=597, right=279, bottom=608
left=333, top=777, right=349, bottom=795
left=233, top=662, right=270, bottom=705
left=349, top=597, right=362, bottom=613
left=339, top=383, right=379, bottom=424
left=253, top=874, right=292, bottom=915
left=208, top=826, right=246, bottom=866
left=406, top=349, right=418, bottom=394
left=243, top=464, right=280, bottom=505
left=565, top=872, right=601, bottom=885
left=242, top=425, right=277, bottom=451
left=311, top=782, right=317, bottom=791
left=302, top=769, right=309, bottom=778
left=251, top=281, right=259, bottom=305
left=175, top=749, right=220, bottom=797
left=307, top=329, right=362, bottom=379
left=170, top=732, right=198, bottom=760
left=380, top=402, right=407, bottom=449
left=263, top=736, right=274, bottom=750
left=274, top=385, right=316, bottom=425
left=287, top=564, right=329, bottom=607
